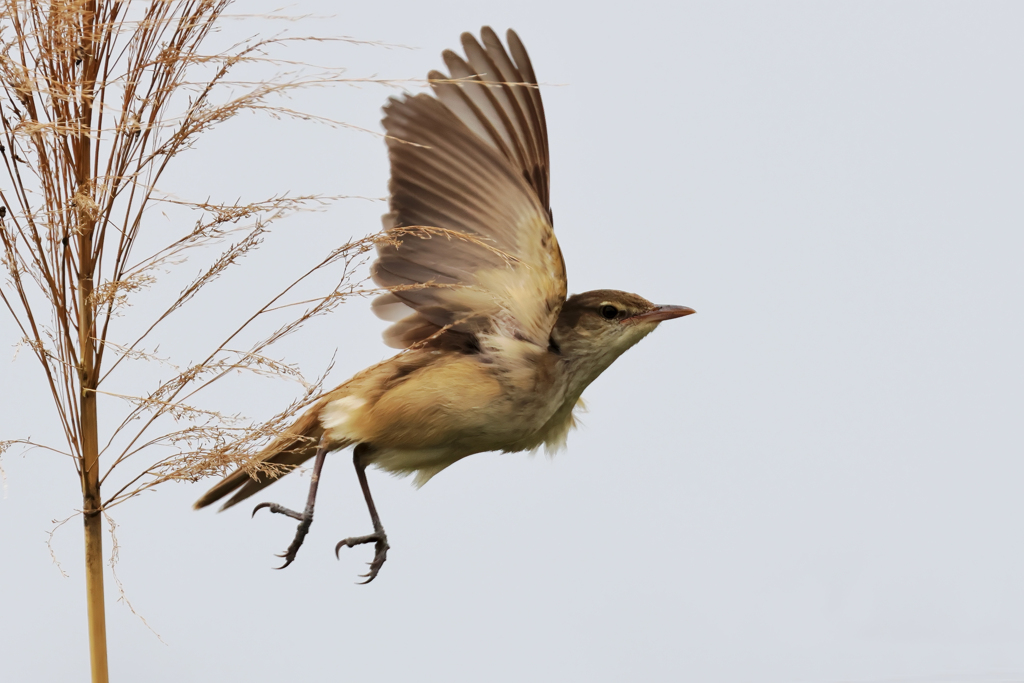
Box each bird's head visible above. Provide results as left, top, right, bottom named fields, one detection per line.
left=550, top=289, right=695, bottom=386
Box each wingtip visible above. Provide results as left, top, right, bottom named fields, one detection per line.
left=506, top=28, right=523, bottom=49
left=460, top=31, right=480, bottom=51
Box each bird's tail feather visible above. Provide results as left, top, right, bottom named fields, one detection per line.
left=193, top=403, right=343, bottom=511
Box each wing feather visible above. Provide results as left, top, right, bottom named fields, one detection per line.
left=372, top=28, right=566, bottom=349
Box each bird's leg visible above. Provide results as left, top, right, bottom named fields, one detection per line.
left=335, top=444, right=390, bottom=584
left=252, top=437, right=329, bottom=569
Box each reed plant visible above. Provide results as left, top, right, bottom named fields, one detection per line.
left=0, top=2, right=391, bottom=680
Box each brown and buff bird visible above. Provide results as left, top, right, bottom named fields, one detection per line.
left=194, top=27, right=695, bottom=583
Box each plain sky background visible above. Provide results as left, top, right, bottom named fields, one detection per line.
left=2, top=1, right=1023, bottom=682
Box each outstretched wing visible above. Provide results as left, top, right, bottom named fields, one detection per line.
left=371, top=27, right=566, bottom=350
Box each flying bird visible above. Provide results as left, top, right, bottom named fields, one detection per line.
left=195, top=27, right=695, bottom=583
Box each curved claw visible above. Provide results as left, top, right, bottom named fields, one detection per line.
left=272, top=552, right=297, bottom=570
left=252, top=501, right=311, bottom=569
left=251, top=501, right=303, bottom=520
left=268, top=534, right=305, bottom=570
left=334, top=538, right=353, bottom=559
left=335, top=533, right=389, bottom=584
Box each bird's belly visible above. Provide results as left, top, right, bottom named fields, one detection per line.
left=365, top=386, right=573, bottom=486
left=322, top=349, right=571, bottom=484
left=372, top=387, right=559, bottom=453
left=324, top=353, right=558, bottom=435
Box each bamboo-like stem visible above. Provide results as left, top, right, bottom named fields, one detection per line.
left=82, top=485, right=108, bottom=683
left=80, top=282, right=109, bottom=683
left=75, top=3, right=108, bottom=681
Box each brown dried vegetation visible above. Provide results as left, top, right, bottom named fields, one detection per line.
left=0, top=2, right=402, bottom=680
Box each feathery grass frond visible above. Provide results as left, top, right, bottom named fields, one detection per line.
left=0, top=3, right=408, bottom=679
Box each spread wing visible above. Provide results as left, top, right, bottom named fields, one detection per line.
left=371, top=27, right=567, bottom=350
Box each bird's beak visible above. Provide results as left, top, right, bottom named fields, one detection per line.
left=627, top=305, right=696, bottom=324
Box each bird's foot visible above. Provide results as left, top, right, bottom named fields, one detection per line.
left=252, top=501, right=313, bottom=569
left=335, top=530, right=389, bottom=584
left=251, top=502, right=303, bottom=520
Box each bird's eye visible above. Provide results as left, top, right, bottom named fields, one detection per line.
left=600, top=305, right=619, bottom=320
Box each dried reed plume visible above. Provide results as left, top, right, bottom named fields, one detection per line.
left=0, top=2, right=401, bottom=680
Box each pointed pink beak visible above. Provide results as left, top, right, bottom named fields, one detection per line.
left=627, top=305, right=696, bottom=324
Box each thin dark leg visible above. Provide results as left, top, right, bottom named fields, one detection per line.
left=335, top=444, right=389, bottom=584
left=252, top=437, right=328, bottom=569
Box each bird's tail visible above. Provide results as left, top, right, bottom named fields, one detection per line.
left=193, top=402, right=341, bottom=512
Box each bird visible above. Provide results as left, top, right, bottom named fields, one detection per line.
left=194, top=27, right=695, bottom=583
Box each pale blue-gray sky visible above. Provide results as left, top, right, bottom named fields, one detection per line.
left=3, top=2, right=1023, bottom=681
